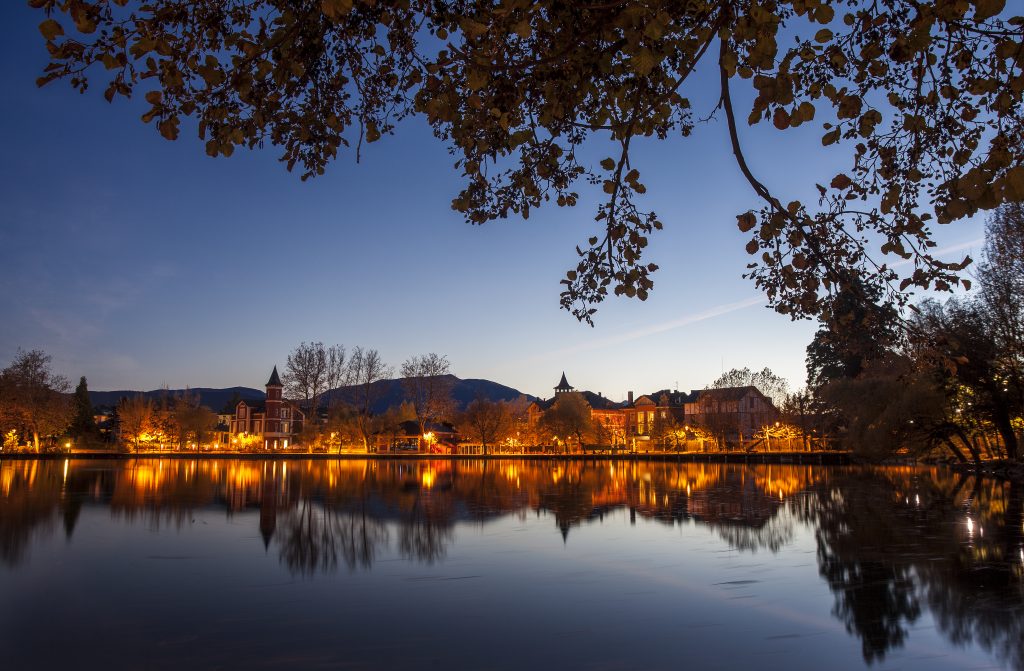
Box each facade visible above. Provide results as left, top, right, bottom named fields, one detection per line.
left=684, top=386, right=777, bottom=442
left=526, top=373, right=779, bottom=451
left=623, top=390, right=689, bottom=449
left=230, top=367, right=305, bottom=450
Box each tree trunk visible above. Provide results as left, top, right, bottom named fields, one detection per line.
left=939, top=436, right=968, bottom=464
left=994, top=412, right=1019, bottom=461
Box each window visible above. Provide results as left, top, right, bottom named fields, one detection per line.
left=282, top=408, right=289, bottom=419
left=282, top=422, right=289, bottom=433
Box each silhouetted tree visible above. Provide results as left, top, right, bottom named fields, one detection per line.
left=69, top=376, right=101, bottom=446
left=457, top=398, right=511, bottom=455
left=541, top=392, right=593, bottom=452
left=0, top=349, right=71, bottom=450
left=401, top=353, right=454, bottom=436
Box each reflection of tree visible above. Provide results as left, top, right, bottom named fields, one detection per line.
left=336, top=507, right=389, bottom=571
left=918, top=479, right=1024, bottom=670
left=819, top=552, right=921, bottom=663
left=277, top=500, right=344, bottom=577
left=808, top=471, right=924, bottom=663
left=713, top=513, right=793, bottom=553
left=805, top=469, right=1024, bottom=667
left=397, top=488, right=453, bottom=564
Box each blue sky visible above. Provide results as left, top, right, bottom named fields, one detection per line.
left=0, top=4, right=984, bottom=399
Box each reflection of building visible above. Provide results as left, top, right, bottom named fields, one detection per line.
left=229, top=367, right=305, bottom=450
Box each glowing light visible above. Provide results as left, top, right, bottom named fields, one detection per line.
left=63, top=459, right=69, bottom=481
left=421, top=470, right=435, bottom=488
left=966, top=517, right=974, bottom=535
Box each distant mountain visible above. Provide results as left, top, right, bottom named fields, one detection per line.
left=89, top=376, right=534, bottom=415
left=89, top=387, right=264, bottom=413
left=327, top=375, right=534, bottom=415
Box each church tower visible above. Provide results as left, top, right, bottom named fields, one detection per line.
left=554, top=372, right=574, bottom=396
left=265, top=366, right=283, bottom=449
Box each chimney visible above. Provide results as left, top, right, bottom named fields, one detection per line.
left=628, top=391, right=634, bottom=405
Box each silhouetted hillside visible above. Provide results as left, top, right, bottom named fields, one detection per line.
left=327, top=375, right=534, bottom=414
left=89, top=387, right=264, bottom=412
left=90, top=376, right=533, bottom=414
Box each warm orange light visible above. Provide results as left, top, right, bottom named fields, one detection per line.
left=421, top=470, right=435, bottom=488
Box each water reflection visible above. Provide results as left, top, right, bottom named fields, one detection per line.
left=800, top=467, right=1024, bottom=667
left=0, top=459, right=821, bottom=567
left=2, top=459, right=1022, bottom=669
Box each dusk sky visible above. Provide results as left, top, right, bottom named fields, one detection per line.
left=0, top=3, right=985, bottom=400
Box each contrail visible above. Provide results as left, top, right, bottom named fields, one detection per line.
left=530, top=296, right=764, bottom=361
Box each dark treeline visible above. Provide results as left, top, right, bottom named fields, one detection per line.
left=803, top=204, right=1024, bottom=464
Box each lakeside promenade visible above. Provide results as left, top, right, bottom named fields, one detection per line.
left=2, top=450, right=852, bottom=465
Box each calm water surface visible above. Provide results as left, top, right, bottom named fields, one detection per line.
left=1, top=459, right=1021, bottom=670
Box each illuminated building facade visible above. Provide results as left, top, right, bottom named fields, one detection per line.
left=229, top=367, right=305, bottom=450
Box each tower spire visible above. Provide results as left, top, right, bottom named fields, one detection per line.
left=266, top=366, right=282, bottom=387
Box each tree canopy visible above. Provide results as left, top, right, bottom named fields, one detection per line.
left=30, top=0, right=1024, bottom=324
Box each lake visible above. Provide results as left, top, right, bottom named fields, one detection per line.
left=1, top=458, right=1021, bottom=670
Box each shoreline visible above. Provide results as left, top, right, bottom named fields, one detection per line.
left=3, top=451, right=850, bottom=465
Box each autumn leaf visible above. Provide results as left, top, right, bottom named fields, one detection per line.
left=736, top=212, right=757, bottom=232
left=831, top=173, right=853, bottom=190
left=630, top=49, right=657, bottom=76
left=321, top=0, right=353, bottom=21
left=38, top=19, right=62, bottom=40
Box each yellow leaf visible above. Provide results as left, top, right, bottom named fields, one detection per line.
left=831, top=173, right=852, bottom=189
left=466, top=69, right=487, bottom=91
left=736, top=212, right=757, bottom=232
left=38, top=19, right=63, bottom=40
left=973, top=0, right=1005, bottom=22
left=773, top=107, right=790, bottom=130
left=460, top=19, right=488, bottom=39
left=1001, top=166, right=1024, bottom=201
left=631, top=49, right=657, bottom=77
left=321, top=0, right=353, bottom=20
left=745, top=240, right=760, bottom=255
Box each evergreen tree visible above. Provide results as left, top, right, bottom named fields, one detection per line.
left=69, top=376, right=100, bottom=445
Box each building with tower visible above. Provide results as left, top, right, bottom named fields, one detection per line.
left=230, top=366, right=305, bottom=450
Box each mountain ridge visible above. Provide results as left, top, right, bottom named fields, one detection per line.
left=90, top=376, right=536, bottom=415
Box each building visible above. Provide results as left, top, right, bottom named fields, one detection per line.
left=526, top=373, right=629, bottom=449
left=230, top=367, right=305, bottom=450
left=684, top=386, right=777, bottom=443
left=525, top=373, right=780, bottom=451
left=623, top=390, right=689, bottom=449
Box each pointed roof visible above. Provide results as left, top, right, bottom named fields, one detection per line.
left=266, top=366, right=282, bottom=387
left=555, top=371, right=573, bottom=391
